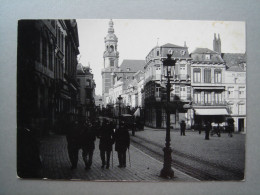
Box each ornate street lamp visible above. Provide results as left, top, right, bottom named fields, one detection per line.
left=160, top=53, right=176, bottom=178
left=118, top=95, right=123, bottom=124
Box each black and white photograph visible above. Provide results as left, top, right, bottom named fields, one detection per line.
left=17, top=19, right=246, bottom=182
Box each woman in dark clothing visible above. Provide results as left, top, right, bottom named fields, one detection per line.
left=115, top=122, right=130, bottom=168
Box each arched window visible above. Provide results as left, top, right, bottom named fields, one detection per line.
left=109, top=45, right=114, bottom=52
left=157, top=49, right=160, bottom=56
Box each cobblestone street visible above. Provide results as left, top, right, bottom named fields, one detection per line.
left=39, top=134, right=196, bottom=181
left=132, top=127, right=245, bottom=180
left=38, top=126, right=245, bottom=181
left=135, top=127, right=245, bottom=172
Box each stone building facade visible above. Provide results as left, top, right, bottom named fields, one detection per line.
left=190, top=48, right=227, bottom=126
left=223, top=53, right=246, bottom=132
left=17, top=20, right=80, bottom=136
left=143, top=43, right=192, bottom=129
left=76, top=64, right=96, bottom=119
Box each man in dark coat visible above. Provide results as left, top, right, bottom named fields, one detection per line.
left=205, top=121, right=211, bottom=140
left=115, top=122, right=130, bottom=168
left=180, top=120, right=186, bottom=136
left=97, top=119, right=115, bottom=169
left=81, top=120, right=96, bottom=170
left=66, top=119, right=83, bottom=169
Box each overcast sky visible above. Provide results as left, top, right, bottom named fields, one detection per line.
left=77, top=19, right=245, bottom=96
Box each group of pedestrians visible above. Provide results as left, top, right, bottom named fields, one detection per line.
left=66, top=118, right=130, bottom=170
left=180, top=120, right=234, bottom=140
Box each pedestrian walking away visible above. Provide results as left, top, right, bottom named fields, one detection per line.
left=81, top=120, right=96, bottom=170
left=180, top=120, right=186, bottom=136
left=97, top=119, right=115, bottom=169
left=205, top=121, right=211, bottom=140
left=115, top=121, right=130, bottom=168
left=66, top=118, right=84, bottom=170
left=227, top=119, right=234, bottom=137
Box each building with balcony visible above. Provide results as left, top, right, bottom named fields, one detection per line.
left=76, top=64, right=96, bottom=119
left=190, top=47, right=227, bottom=125
left=143, top=43, right=192, bottom=129
left=17, top=20, right=80, bottom=136
left=223, top=53, right=246, bottom=132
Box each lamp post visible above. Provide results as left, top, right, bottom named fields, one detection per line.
left=118, top=95, right=123, bottom=124
left=160, top=53, right=176, bottom=178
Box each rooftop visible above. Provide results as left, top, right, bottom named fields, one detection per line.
left=222, top=53, right=246, bottom=68
left=191, top=48, right=218, bottom=54
left=118, top=59, right=146, bottom=72
left=191, top=48, right=224, bottom=63
left=160, top=43, right=186, bottom=48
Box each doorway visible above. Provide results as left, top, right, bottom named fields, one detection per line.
left=238, top=118, right=244, bottom=132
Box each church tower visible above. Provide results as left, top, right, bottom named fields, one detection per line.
left=213, top=33, right=221, bottom=53
left=102, top=19, right=119, bottom=105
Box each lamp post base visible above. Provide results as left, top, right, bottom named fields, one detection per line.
left=160, top=147, right=174, bottom=179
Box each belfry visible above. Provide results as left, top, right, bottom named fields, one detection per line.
left=102, top=19, right=119, bottom=105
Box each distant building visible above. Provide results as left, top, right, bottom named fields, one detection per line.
left=76, top=64, right=96, bottom=119
left=107, top=60, right=145, bottom=116
left=94, top=95, right=103, bottom=107
left=223, top=53, right=246, bottom=132
left=190, top=34, right=246, bottom=132
left=144, top=43, right=192, bottom=128
left=17, top=20, right=80, bottom=136
left=190, top=47, right=227, bottom=126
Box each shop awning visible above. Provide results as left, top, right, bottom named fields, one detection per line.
left=194, top=108, right=228, bottom=115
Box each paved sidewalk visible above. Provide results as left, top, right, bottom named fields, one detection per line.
left=39, top=135, right=197, bottom=181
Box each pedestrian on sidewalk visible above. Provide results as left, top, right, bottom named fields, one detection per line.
left=66, top=118, right=84, bottom=170
left=93, top=118, right=101, bottom=133
left=97, top=119, right=115, bottom=169
left=227, top=119, right=234, bottom=137
left=115, top=122, right=130, bottom=168
left=180, top=120, right=186, bottom=136
left=205, top=121, right=211, bottom=140
left=81, top=120, right=96, bottom=170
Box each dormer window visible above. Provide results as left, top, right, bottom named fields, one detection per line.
left=205, top=54, right=210, bottom=60
left=168, top=49, right=173, bottom=55
left=181, top=50, right=186, bottom=56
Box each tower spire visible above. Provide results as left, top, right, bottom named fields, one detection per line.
left=108, top=19, right=114, bottom=34
left=213, top=33, right=221, bottom=53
